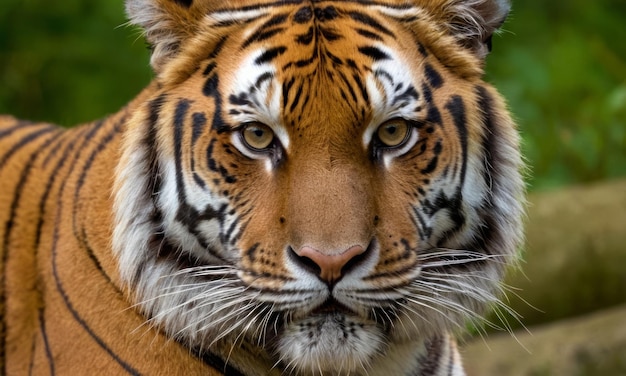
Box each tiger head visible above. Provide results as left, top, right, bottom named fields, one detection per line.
left=113, top=0, right=524, bottom=374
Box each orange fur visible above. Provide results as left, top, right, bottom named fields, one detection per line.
left=1, top=1, right=521, bottom=374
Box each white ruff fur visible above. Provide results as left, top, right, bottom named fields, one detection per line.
left=112, top=0, right=522, bottom=374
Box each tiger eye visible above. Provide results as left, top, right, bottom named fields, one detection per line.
left=377, top=119, right=409, bottom=147
left=242, top=122, right=274, bottom=150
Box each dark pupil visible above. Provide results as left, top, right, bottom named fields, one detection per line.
left=253, top=128, right=264, bottom=138
left=386, top=125, right=397, bottom=135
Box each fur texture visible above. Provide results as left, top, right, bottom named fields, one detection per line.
left=0, top=0, right=522, bottom=374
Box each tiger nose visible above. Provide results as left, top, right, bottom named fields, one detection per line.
left=291, top=245, right=367, bottom=284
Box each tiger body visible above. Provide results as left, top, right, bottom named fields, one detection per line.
left=0, top=0, right=523, bottom=375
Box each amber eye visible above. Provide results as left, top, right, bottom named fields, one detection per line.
left=241, top=122, right=274, bottom=150
left=376, top=119, right=410, bottom=147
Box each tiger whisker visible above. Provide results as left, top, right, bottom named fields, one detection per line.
left=225, top=304, right=269, bottom=367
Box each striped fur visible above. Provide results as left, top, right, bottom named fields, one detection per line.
left=1, top=0, right=523, bottom=375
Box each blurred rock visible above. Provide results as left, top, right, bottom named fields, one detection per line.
left=497, top=179, right=626, bottom=328
left=461, top=304, right=626, bottom=376
left=460, top=179, right=626, bottom=375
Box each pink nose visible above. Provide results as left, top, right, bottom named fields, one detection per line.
left=293, top=245, right=366, bottom=284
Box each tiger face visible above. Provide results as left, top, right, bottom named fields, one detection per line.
left=114, top=0, right=523, bottom=374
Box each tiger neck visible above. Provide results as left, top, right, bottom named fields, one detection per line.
left=76, top=83, right=161, bottom=292
left=208, top=335, right=449, bottom=376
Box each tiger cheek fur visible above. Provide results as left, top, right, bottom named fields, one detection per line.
left=1, top=0, right=523, bottom=375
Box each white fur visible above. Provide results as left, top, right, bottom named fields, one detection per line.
left=114, top=1, right=522, bottom=375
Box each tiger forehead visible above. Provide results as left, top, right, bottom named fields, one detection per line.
left=238, top=3, right=405, bottom=69
left=221, top=3, right=423, bottom=129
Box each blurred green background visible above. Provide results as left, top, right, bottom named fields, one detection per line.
left=1, top=0, right=625, bottom=191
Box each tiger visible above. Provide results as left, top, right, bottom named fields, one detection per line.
left=0, top=0, right=524, bottom=374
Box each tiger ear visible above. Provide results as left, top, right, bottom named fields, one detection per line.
left=125, top=0, right=206, bottom=71
left=436, top=0, right=511, bottom=59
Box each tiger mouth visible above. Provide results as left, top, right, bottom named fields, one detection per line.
left=311, top=297, right=356, bottom=316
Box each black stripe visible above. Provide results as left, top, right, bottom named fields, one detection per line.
left=72, top=118, right=124, bottom=226
left=204, top=74, right=231, bottom=134
left=320, top=26, right=341, bottom=41
left=33, top=127, right=90, bottom=260
left=468, top=85, right=504, bottom=256
left=215, top=0, right=303, bottom=13
left=171, top=101, right=229, bottom=250
left=289, top=84, right=304, bottom=113
left=300, top=88, right=311, bottom=113
left=326, top=51, right=343, bottom=66
left=83, top=234, right=115, bottom=285
left=424, top=63, right=444, bottom=89
left=358, top=46, right=390, bottom=61
left=420, top=154, right=439, bottom=174
left=191, top=112, right=208, bottom=189
left=447, top=338, right=455, bottom=376
left=28, top=332, right=36, bottom=375
left=229, top=217, right=249, bottom=245
left=39, top=308, right=55, bottom=376
left=202, top=62, right=217, bottom=77
left=445, top=95, right=468, bottom=186
left=475, top=85, right=498, bottom=191
left=0, top=125, right=56, bottom=169
left=293, top=6, right=313, bottom=23
left=352, top=72, right=369, bottom=103
left=259, top=12, right=289, bottom=29
left=282, top=77, right=296, bottom=110
left=51, top=243, right=141, bottom=375
left=3, top=129, right=62, bottom=255
left=131, top=96, right=168, bottom=286
left=255, top=46, right=287, bottom=65
left=293, top=52, right=317, bottom=68
left=41, top=130, right=71, bottom=168
left=338, top=71, right=358, bottom=103
left=418, top=336, right=443, bottom=376
left=348, top=11, right=395, bottom=37
left=173, top=99, right=192, bottom=203
left=71, top=116, right=126, bottom=290
left=216, top=0, right=413, bottom=13
left=417, top=43, right=429, bottom=57
left=251, top=27, right=286, bottom=47
left=203, top=74, right=219, bottom=97
left=355, top=27, right=383, bottom=41
left=315, top=5, right=338, bottom=22
left=49, top=124, right=142, bottom=375
left=172, top=0, right=192, bottom=8
left=240, top=12, right=289, bottom=48
left=254, top=72, right=274, bottom=90
left=194, top=350, right=245, bottom=376
left=146, top=94, right=168, bottom=213
left=213, top=14, right=262, bottom=28
left=295, top=26, right=315, bottom=45
left=413, top=205, right=432, bottom=240
left=191, top=112, right=207, bottom=146
left=223, top=216, right=240, bottom=244
left=0, top=119, right=35, bottom=140
left=393, top=84, right=420, bottom=108
left=208, top=37, right=228, bottom=60
left=1, top=127, right=59, bottom=365
left=241, top=13, right=288, bottom=48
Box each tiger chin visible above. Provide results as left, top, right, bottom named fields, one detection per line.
left=0, top=0, right=524, bottom=375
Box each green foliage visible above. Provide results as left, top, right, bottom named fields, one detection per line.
left=0, top=0, right=152, bottom=126
left=1, top=0, right=625, bottom=190
left=486, top=0, right=626, bottom=190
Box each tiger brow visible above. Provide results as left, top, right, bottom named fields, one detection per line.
left=347, top=11, right=395, bottom=38
left=241, top=13, right=290, bottom=48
